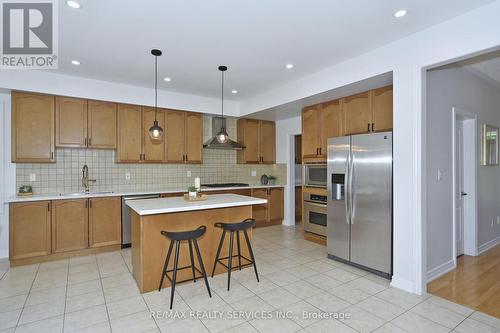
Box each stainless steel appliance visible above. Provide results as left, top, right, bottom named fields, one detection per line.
left=327, top=132, right=392, bottom=278
left=303, top=192, right=327, bottom=236
left=121, top=194, right=160, bottom=247
left=303, top=164, right=327, bottom=188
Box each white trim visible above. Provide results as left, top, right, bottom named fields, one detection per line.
left=478, top=235, right=500, bottom=255
left=426, top=259, right=456, bottom=283
left=452, top=107, right=478, bottom=260
left=390, top=276, right=415, bottom=292
left=283, top=134, right=296, bottom=226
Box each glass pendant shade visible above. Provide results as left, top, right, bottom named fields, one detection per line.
left=216, top=127, right=228, bottom=143
left=149, top=120, right=164, bottom=140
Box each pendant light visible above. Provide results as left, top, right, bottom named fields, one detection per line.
left=148, top=49, right=164, bottom=140
left=216, top=65, right=229, bottom=144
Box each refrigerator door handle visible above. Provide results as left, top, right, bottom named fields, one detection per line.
left=345, top=150, right=351, bottom=225
left=350, top=151, right=356, bottom=223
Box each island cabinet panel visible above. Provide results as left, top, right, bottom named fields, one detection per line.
left=89, top=197, right=121, bottom=248
left=184, top=112, right=203, bottom=164
left=132, top=205, right=253, bottom=293
left=9, top=201, right=52, bottom=260
left=142, top=107, right=165, bottom=162
left=237, top=119, right=276, bottom=164
left=88, top=100, right=117, bottom=149
left=343, top=91, right=371, bottom=135
left=371, top=85, right=393, bottom=132
left=117, top=104, right=143, bottom=162
left=165, top=110, right=185, bottom=163
left=51, top=199, right=89, bottom=253
left=55, top=97, right=88, bottom=148
left=12, top=91, right=55, bottom=163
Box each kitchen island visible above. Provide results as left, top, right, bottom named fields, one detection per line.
left=126, top=193, right=267, bottom=293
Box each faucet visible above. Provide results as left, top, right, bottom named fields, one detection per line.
left=82, top=165, right=97, bottom=193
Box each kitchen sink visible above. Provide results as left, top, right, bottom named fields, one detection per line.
left=59, top=191, right=114, bottom=196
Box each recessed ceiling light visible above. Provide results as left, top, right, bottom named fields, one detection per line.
left=231, top=90, right=238, bottom=94
left=71, top=60, right=80, bottom=65
left=66, top=1, right=81, bottom=9
left=285, top=64, right=294, bottom=69
left=394, top=9, right=407, bottom=18
left=164, top=77, right=171, bottom=82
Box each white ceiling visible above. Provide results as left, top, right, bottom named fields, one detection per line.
left=57, top=0, right=494, bottom=100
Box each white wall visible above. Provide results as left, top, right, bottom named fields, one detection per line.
left=0, top=70, right=239, bottom=116
left=275, top=116, right=301, bottom=226
left=426, top=66, right=500, bottom=273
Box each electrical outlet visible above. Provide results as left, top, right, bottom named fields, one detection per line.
left=187, top=170, right=192, bottom=177
left=29, top=173, right=36, bottom=181
left=125, top=172, right=131, bottom=180
left=251, top=171, right=257, bottom=177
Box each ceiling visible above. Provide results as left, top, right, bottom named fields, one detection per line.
left=57, top=0, right=494, bottom=100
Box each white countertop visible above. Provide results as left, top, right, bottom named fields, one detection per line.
left=5, top=184, right=285, bottom=203
left=125, top=193, right=268, bottom=215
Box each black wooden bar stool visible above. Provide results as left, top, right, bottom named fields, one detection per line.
left=211, top=218, right=259, bottom=291
left=158, top=225, right=211, bottom=309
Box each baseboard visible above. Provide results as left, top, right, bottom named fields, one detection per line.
left=426, top=259, right=456, bottom=283
left=478, top=235, right=500, bottom=255
left=390, top=276, right=415, bottom=293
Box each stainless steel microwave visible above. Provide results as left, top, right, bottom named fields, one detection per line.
left=303, top=164, right=327, bottom=187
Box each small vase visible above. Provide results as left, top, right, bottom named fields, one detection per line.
left=189, top=191, right=197, bottom=199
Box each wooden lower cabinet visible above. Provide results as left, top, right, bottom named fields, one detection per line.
left=295, top=186, right=302, bottom=221
left=52, top=199, right=89, bottom=253
left=251, top=189, right=269, bottom=225
left=9, top=201, right=52, bottom=260
left=89, top=197, right=121, bottom=248
left=251, top=187, right=283, bottom=227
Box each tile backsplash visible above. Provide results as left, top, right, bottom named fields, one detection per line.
left=16, top=116, right=286, bottom=194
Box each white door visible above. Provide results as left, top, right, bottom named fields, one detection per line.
left=455, top=121, right=465, bottom=256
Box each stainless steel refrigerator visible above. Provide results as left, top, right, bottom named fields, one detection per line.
left=327, top=132, right=392, bottom=278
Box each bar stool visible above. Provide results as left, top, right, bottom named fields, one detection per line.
left=158, top=225, right=211, bottom=309
left=212, top=218, right=259, bottom=291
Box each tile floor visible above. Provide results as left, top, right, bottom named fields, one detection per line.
left=1, top=225, right=499, bottom=333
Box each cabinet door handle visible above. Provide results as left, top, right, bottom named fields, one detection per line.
left=84, top=138, right=87, bottom=146
left=88, top=138, right=92, bottom=146
left=47, top=202, right=50, bottom=211
left=368, top=123, right=370, bottom=132
left=89, top=199, right=92, bottom=209
left=85, top=200, right=88, bottom=208
left=51, top=152, right=54, bottom=160
left=185, top=155, right=188, bottom=162
left=372, top=123, right=375, bottom=132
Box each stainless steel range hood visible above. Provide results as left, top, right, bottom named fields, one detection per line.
left=203, top=117, right=245, bottom=150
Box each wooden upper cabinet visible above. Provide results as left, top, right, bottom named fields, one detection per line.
left=184, top=112, right=203, bottom=164
left=237, top=119, right=276, bottom=164
left=88, top=100, right=117, bottom=149
left=260, top=121, right=276, bottom=164
left=371, top=85, right=393, bottom=132
left=12, top=92, right=55, bottom=163
left=295, top=135, right=302, bottom=164
left=165, top=110, right=186, bottom=163
left=343, top=91, right=371, bottom=135
left=237, top=119, right=261, bottom=164
left=9, top=201, right=51, bottom=260
left=55, top=97, right=87, bottom=148
left=51, top=199, right=89, bottom=253
left=117, top=104, right=142, bottom=162
left=89, top=197, right=121, bottom=248
left=142, top=107, right=165, bottom=162
left=301, top=106, right=321, bottom=160
left=320, top=100, right=343, bottom=156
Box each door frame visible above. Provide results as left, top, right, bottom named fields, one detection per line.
left=451, top=107, right=478, bottom=261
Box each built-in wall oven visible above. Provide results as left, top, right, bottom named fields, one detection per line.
left=303, top=192, right=327, bottom=236
left=303, top=164, right=327, bottom=188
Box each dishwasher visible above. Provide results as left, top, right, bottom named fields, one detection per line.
left=121, top=194, right=160, bottom=247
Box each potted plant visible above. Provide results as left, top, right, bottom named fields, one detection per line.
left=187, top=186, right=198, bottom=199
left=267, top=175, right=277, bottom=185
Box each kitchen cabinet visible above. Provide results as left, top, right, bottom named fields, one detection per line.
left=9, top=201, right=52, bottom=260
left=11, top=91, right=55, bottom=163
left=55, top=97, right=88, bottom=148
left=302, top=99, right=342, bottom=162
left=165, top=110, right=203, bottom=164
left=251, top=187, right=283, bottom=226
left=142, top=107, right=165, bottom=162
left=237, top=119, right=276, bottom=164
left=295, top=135, right=302, bottom=164
left=88, top=100, right=117, bottom=149
left=295, top=186, right=302, bottom=221
left=117, top=104, right=143, bottom=163
left=89, top=197, right=121, bottom=248
left=371, top=85, right=393, bottom=132
left=56, top=98, right=117, bottom=149
left=51, top=199, right=89, bottom=253
left=343, top=86, right=393, bottom=135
